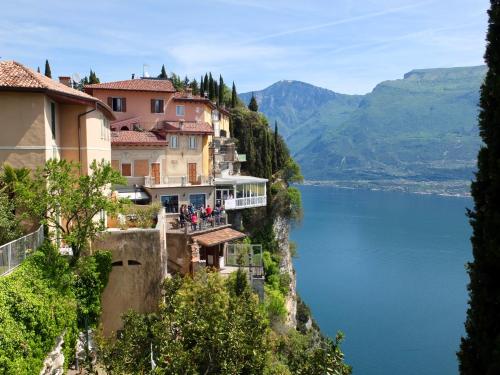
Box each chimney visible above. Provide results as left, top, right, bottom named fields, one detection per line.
left=131, top=73, right=135, bottom=79
left=179, top=119, right=184, bottom=130
left=58, top=76, right=71, bottom=87
left=186, top=87, right=193, bottom=98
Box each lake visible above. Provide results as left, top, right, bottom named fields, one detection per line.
left=291, top=186, right=472, bottom=375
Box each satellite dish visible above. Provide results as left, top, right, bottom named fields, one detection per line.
left=72, top=73, right=81, bottom=82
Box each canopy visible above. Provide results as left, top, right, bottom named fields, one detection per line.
left=192, top=228, right=246, bottom=247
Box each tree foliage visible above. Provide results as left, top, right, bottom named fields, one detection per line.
left=14, top=159, right=125, bottom=263
left=0, top=243, right=78, bottom=374
left=44, top=59, right=51, bottom=78
left=248, top=93, right=259, bottom=112
left=99, top=271, right=270, bottom=374
left=158, top=64, right=168, bottom=79
left=458, top=1, right=500, bottom=374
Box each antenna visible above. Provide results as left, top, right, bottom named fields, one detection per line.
left=143, top=64, right=150, bottom=78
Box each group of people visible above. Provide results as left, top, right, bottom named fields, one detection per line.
left=179, top=203, right=226, bottom=231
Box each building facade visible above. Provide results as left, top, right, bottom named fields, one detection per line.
left=0, top=61, right=114, bottom=173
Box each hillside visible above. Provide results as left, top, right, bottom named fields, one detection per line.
left=241, top=66, right=486, bottom=189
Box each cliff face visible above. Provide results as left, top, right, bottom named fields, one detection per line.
left=274, top=215, right=297, bottom=327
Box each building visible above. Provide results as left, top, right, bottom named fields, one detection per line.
left=0, top=61, right=114, bottom=173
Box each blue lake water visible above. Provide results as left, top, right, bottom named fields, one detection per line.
left=290, top=185, right=472, bottom=375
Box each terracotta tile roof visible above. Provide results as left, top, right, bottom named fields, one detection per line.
left=111, top=130, right=168, bottom=147
left=158, top=121, right=214, bottom=135
left=85, top=79, right=175, bottom=92
left=192, top=227, right=246, bottom=247
left=0, top=61, right=114, bottom=119
left=110, top=117, right=142, bottom=131
left=173, top=92, right=216, bottom=108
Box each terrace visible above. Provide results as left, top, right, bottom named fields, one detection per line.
left=215, top=175, right=268, bottom=210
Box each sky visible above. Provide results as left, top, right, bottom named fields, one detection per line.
left=0, top=0, right=489, bottom=94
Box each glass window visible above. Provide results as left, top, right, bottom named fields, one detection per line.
left=170, top=135, right=178, bottom=149
left=50, top=102, right=56, bottom=140
left=112, top=98, right=124, bottom=112
left=161, top=195, right=179, bottom=213
left=152, top=99, right=164, bottom=113
left=188, top=136, right=197, bottom=149
left=189, top=194, right=206, bottom=210
left=176, top=105, right=185, bottom=116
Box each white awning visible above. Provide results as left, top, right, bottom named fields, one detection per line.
left=215, top=175, right=268, bottom=186
left=116, top=191, right=150, bottom=201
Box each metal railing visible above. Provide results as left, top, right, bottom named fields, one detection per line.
left=144, top=175, right=213, bottom=187
left=223, top=196, right=267, bottom=210
left=225, top=243, right=264, bottom=278
left=0, top=226, right=44, bottom=276
left=166, top=212, right=228, bottom=232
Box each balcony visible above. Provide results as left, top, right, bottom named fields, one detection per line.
left=144, top=175, right=213, bottom=188
left=215, top=175, right=268, bottom=210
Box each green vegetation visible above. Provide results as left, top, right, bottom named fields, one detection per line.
left=0, top=190, right=21, bottom=245
left=248, top=93, right=259, bottom=112
left=14, top=159, right=125, bottom=262
left=44, top=59, right=51, bottom=78
left=97, top=270, right=350, bottom=375
left=0, top=243, right=77, bottom=374
left=458, top=2, right=500, bottom=374
left=240, top=66, right=486, bottom=184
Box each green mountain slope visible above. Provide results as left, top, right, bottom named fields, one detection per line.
left=241, top=66, right=486, bottom=183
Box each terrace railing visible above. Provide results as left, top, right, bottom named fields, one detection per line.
left=225, top=243, right=264, bottom=279
left=0, top=225, right=44, bottom=276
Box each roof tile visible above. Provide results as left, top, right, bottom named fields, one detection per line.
left=85, top=79, right=175, bottom=92
left=111, top=130, right=168, bottom=146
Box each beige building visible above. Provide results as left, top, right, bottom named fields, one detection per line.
left=0, top=61, right=114, bottom=173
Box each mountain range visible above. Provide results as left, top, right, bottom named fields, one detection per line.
left=240, top=66, right=486, bottom=190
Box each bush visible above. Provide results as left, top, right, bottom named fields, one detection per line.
left=0, top=242, right=78, bottom=374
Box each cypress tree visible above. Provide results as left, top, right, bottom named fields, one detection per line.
left=88, top=69, right=100, bottom=84
left=159, top=64, right=168, bottom=79
left=44, top=59, right=52, bottom=78
left=231, top=82, right=237, bottom=108
left=203, top=73, right=209, bottom=96
left=248, top=93, right=258, bottom=112
left=208, top=73, right=215, bottom=101
left=218, top=75, right=224, bottom=106
left=458, top=1, right=500, bottom=374
left=37, top=66, right=40, bottom=73
left=272, top=120, right=279, bottom=173
left=190, top=79, right=199, bottom=96
left=200, top=76, right=204, bottom=96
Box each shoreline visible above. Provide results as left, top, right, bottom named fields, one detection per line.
left=300, top=179, right=472, bottom=198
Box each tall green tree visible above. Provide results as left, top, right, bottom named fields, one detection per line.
left=458, top=1, right=500, bottom=374
left=200, top=75, right=204, bottom=95
left=231, top=81, right=237, bottom=108
left=44, top=59, right=52, bottom=78
left=248, top=93, right=258, bottom=112
left=37, top=66, right=40, bottom=73
left=218, top=75, right=224, bottom=106
left=203, top=73, right=209, bottom=95
left=88, top=69, right=100, bottom=84
left=208, top=73, right=215, bottom=101
left=15, top=159, right=125, bottom=263
left=158, top=64, right=168, bottom=79
left=190, top=78, right=199, bottom=96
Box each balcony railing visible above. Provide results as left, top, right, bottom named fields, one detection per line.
left=144, top=175, right=213, bottom=188
left=166, top=212, right=228, bottom=233
left=223, top=196, right=267, bottom=210
left=0, top=226, right=44, bottom=276
left=224, top=243, right=264, bottom=279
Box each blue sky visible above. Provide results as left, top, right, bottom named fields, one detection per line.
left=0, top=0, right=488, bottom=94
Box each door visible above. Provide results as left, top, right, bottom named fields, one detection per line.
left=188, top=163, right=197, bottom=185
left=151, top=163, right=160, bottom=185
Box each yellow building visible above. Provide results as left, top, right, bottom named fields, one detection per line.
left=0, top=61, right=114, bottom=173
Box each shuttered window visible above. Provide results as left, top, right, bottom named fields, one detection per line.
left=133, top=160, right=149, bottom=177
left=151, top=99, right=164, bottom=113
left=121, top=163, right=131, bottom=177
left=108, top=97, right=127, bottom=112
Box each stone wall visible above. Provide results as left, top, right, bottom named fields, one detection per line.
left=39, top=334, right=65, bottom=375
left=93, top=228, right=168, bottom=336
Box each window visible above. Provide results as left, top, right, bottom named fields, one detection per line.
left=170, top=135, right=178, bottom=149
left=188, top=136, right=197, bottom=149
left=101, top=117, right=110, bottom=140
left=189, top=194, right=206, bottom=209
left=176, top=105, right=185, bottom=116
left=133, top=160, right=148, bottom=177
left=161, top=195, right=179, bottom=213
left=110, top=97, right=126, bottom=112
left=121, top=163, right=131, bottom=177
left=151, top=99, right=164, bottom=113
left=50, top=102, right=56, bottom=140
